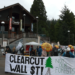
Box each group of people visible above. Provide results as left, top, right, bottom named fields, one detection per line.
left=4, top=45, right=75, bottom=58
left=4, top=46, right=24, bottom=55
left=29, top=46, right=50, bottom=57
left=51, top=46, right=75, bottom=58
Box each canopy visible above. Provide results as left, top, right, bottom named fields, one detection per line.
left=25, top=41, right=41, bottom=46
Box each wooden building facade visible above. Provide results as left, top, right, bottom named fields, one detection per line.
left=0, top=3, right=37, bottom=39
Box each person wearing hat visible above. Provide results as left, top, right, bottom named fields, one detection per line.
left=62, top=47, right=75, bottom=58
left=5, top=46, right=12, bottom=54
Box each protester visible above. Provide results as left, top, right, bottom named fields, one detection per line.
left=20, top=46, right=24, bottom=55
left=36, top=46, right=39, bottom=56
left=41, top=48, right=47, bottom=57
left=5, top=46, right=11, bottom=54
left=70, top=49, right=74, bottom=55
left=58, top=46, right=62, bottom=56
left=51, top=46, right=58, bottom=56
left=61, top=49, right=65, bottom=55
left=31, top=49, right=35, bottom=56
left=12, top=47, right=17, bottom=54
left=29, top=46, right=33, bottom=56
left=38, top=46, right=42, bottom=56
left=62, top=47, right=75, bottom=58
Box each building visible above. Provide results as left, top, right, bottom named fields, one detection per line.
left=0, top=3, right=37, bottom=46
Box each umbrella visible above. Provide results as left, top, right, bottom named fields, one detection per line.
left=68, top=45, right=73, bottom=48
left=68, top=45, right=74, bottom=49
left=55, top=45, right=59, bottom=49
left=70, top=46, right=74, bottom=49
left=41, top=42, right=52, bottom=52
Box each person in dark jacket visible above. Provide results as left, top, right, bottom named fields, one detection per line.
left=29, top=46, right=33, bottom=56
left=12, top=47, right=17, bottom=54
left=51, top=46, right=58, bottom=56
left=38, top=46, right=42, bottom=56
left=5, top=46, right=11, bottom=54
left=20, top=46, right=24, bottom=55
left=36, top=46, right=39, bottom=56
left=62, top=47, right=75, bottom=58
left=31, top=49, right=35, bottom=56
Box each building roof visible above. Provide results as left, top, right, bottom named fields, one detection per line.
left=0, top=3, right=37, bottom=22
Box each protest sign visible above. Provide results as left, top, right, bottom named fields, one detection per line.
left=5, top=53, right=75, bottom=75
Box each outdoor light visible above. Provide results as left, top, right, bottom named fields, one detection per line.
left=1, top=21, right=5, bottom=24
left=68, top=30, right=70, bottom=44
left=68, top=30, right=70, bottom=33
left=23, top=14, right=26, bottom=51
left=1, top=21, right=5, bottom=46
left=23, top=14, right=26, bottom=16
left=36, top=16, right=39, bottom=35
left=23, top=14, right=26, bottom=32
left=36, top=16, right=38, bottom=19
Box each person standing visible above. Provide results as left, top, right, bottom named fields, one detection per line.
left=29, top=46, right=33, bottom=56
left=51, top=46, right=58, bottom=56
left=38, top=46, right=42, bottom=56
left=41, top=48, right=47, bottom=57
left=12, top=47, right=17, bottom=54
left=5, top=46, right=11, bottom=54
left=62, top=47, right=75, bottom=58
left=36, top=46, right=39, bottom=56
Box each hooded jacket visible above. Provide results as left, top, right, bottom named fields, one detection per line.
left=62, top=51, right=75, bottom=58
left=38, top=46, right=42, bottom=56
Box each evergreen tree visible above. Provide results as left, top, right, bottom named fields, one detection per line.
left=30, top=0, right=47, bottom=35
left=59, top=5, right=75, bottom=45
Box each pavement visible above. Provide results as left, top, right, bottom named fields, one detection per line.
left=0, top=49, right=20, bottom=75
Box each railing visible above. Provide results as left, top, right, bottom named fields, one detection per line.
left=0, top=31, right=37, bottom=39
left=40, top=37, right=50, bottom=43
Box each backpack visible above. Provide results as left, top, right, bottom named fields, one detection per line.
left=66, top=52, right=70, bottom=57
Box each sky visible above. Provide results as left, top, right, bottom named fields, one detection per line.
left=0, top=0, right=75, bottom=20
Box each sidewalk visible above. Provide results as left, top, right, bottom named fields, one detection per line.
left=0, top=52, right=20, bottom=75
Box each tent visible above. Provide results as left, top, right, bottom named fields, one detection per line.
left=25, top=41, right=41, bottom=55
left=25, top=41, right=41, bottom=46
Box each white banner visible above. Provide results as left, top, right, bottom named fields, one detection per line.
left=5, top=53, right=75, bottom=75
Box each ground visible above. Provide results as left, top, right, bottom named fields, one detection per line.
left=0, top=51, right=20, bottom=75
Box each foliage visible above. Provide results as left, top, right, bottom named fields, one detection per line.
left=47, top=5, right=75, bottom=45
left=30, top=3, right=75, bottom=45
left=59, top=6, right=75, bottom=45
left=30, top=0, right=47, bottom=35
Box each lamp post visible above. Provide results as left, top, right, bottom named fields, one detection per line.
left=68, top=30, right=70, bottom=44
left=23, top=14, right=26, bottom=33
left=1, top=21, right=5, bottom=46
left=23, top=14, right=26, bottom=50
left=36, top=16, right=38, bottom=35
left=73, top=34, right=74, bottom=45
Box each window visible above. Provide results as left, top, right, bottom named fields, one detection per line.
left=22, top=28, right=24, bottom=32
left=12, top=27, right=15, bottom=31
left=1, top=26, right=5, bottom=31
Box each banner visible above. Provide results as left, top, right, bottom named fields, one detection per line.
left=20, top=19, right=22, bottom=31
left=9, top=18, right=12, bottom=30
left=5, top=53, right=75, bottom=75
